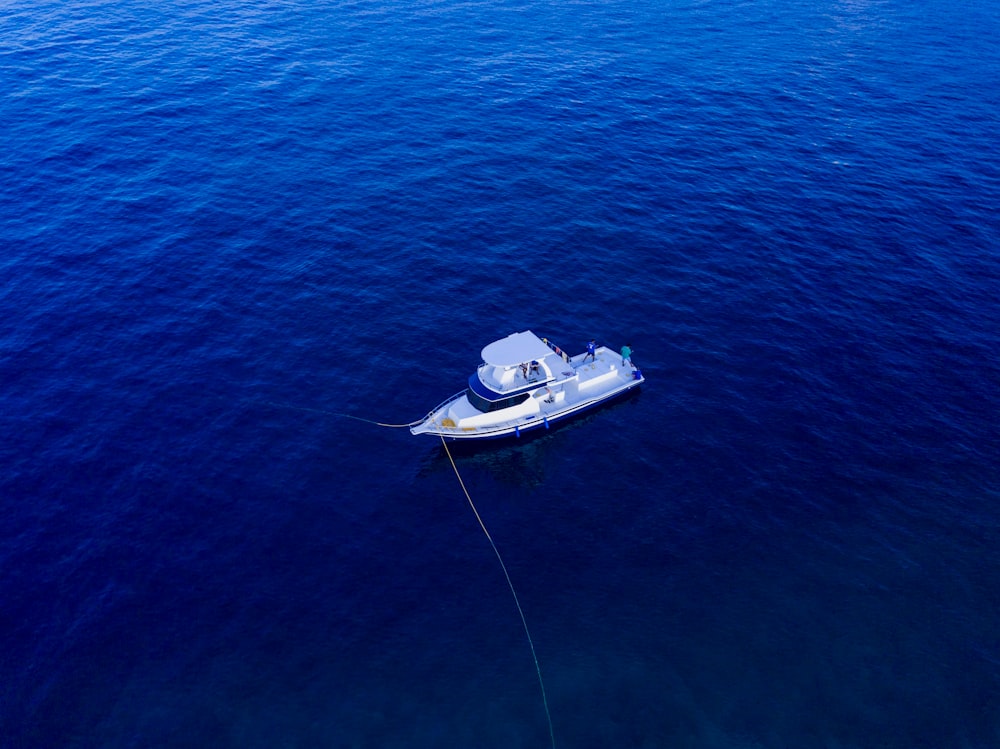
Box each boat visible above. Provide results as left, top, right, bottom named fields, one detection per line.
left=410, top=330, right=644, bottom=441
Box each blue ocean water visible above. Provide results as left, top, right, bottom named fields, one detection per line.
left=2, top=0, right=999, bottom=746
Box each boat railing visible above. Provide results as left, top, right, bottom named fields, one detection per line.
left=423, top=390, right=466, bottom=420
left=419, top=391, right=531, bottom=436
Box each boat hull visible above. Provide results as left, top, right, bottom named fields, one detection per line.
left=441, top=384, right=642, bottom=445
left=411, top=374, right=644, bottom=441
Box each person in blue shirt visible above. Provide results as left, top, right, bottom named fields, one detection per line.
left=620, top=343, right=632, bottom=367
left=583, top=339, right=597, bottom=364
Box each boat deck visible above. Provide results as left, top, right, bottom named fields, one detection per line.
left=568, top=348, right=626, bottom=379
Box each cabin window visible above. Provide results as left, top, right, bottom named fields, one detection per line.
left=467, top=389, right=530, bottom=413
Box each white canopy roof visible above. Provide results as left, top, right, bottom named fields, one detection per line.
left=481, top=331, right=553, bottom=367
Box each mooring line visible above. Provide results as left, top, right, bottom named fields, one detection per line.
left=255, top=400, right=423, bottom=428
left=257, top=399, right=555, bottom=745
left=439, top=435, right=557, bottom=749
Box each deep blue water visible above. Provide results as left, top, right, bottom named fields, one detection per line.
left=3, top=0, right=999, bottom=746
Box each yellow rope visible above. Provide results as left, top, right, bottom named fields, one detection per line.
left=439, top=435, right=556, bottom=749
left=257, top=401, right=423, bottom=428
left=260, top=399, right=555, bottom=745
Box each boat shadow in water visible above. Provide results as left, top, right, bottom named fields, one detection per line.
left=416, top=387, right=643, bottom=490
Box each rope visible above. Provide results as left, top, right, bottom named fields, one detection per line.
left=439, top=434, right=557, bottom=749
left=256, top=400, right=423, bottom=428
left=258, top=398, right=555, bottom=746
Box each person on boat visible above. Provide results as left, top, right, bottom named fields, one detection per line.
left=520, top=362, right=529, bottom=379
left=621, top=343, right=633, bottom=367
left=529, top=360, right=541, bottom=377
left=583, top=339, right=597, bottom=363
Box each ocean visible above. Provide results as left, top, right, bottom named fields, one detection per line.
left=2, top=0, right=998, bottom=746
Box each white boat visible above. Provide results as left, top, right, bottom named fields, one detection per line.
left=411, top=330, right=644, bottom=441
